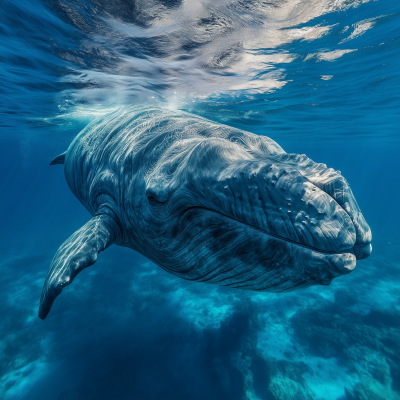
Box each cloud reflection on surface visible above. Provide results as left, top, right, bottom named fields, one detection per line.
left=51, top=0, right=377, bottom=100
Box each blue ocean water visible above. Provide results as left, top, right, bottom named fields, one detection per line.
left=0, top=0, right=399, bottom=399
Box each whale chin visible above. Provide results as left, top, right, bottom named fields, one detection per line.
left=149, top=207, right=358, bottom=292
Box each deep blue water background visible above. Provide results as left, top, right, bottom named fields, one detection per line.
left=1, top=0, right=399, bottom=399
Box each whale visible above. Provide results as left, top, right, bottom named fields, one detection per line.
left=39, top=107, right=372, bottom=319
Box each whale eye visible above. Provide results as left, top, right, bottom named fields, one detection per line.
left=147, top=195, right=165, bottom=206
left=146, top=179, right=172, bottom=205
left=146, top=187, right=169, bottom=206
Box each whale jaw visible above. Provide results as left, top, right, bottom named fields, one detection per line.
left=147, top=207, right=356, bottom=292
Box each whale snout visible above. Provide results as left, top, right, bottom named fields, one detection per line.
left=197, top=160, right=366, bottom=256
left=352, top=243, right=372, bottom=260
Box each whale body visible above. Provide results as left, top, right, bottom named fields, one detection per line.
left=39, top=107, right=372, bottom=319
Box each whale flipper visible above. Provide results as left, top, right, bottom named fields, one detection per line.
left=50, top=151, right=67, bottom=165
left=39, top=214, right=121, bottom=319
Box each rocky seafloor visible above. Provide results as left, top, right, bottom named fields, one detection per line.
left=1, top=234, right=399, bottom=400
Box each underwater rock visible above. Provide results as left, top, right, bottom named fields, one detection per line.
left=290, top=294, right=400, bottom=399
left=39, top=107, right=372, bottom=318
left=345, top=379, right=400, bottom=400
left=269, top=373, right=314, bottom=400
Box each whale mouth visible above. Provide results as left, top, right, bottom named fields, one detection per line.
left=205, top=206, right=371, bottom=259
left=190, top=205, right=364, bottom=258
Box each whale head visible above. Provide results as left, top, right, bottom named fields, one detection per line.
left=141, top=135, right=371, bottom=290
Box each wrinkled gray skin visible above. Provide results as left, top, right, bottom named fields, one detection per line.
left=39, top=107, right=372, bottom=319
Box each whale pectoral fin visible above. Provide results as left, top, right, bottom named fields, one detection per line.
left=38, top=214, right=121, bottom=319
left=50, top=151, right=67, bottom=165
